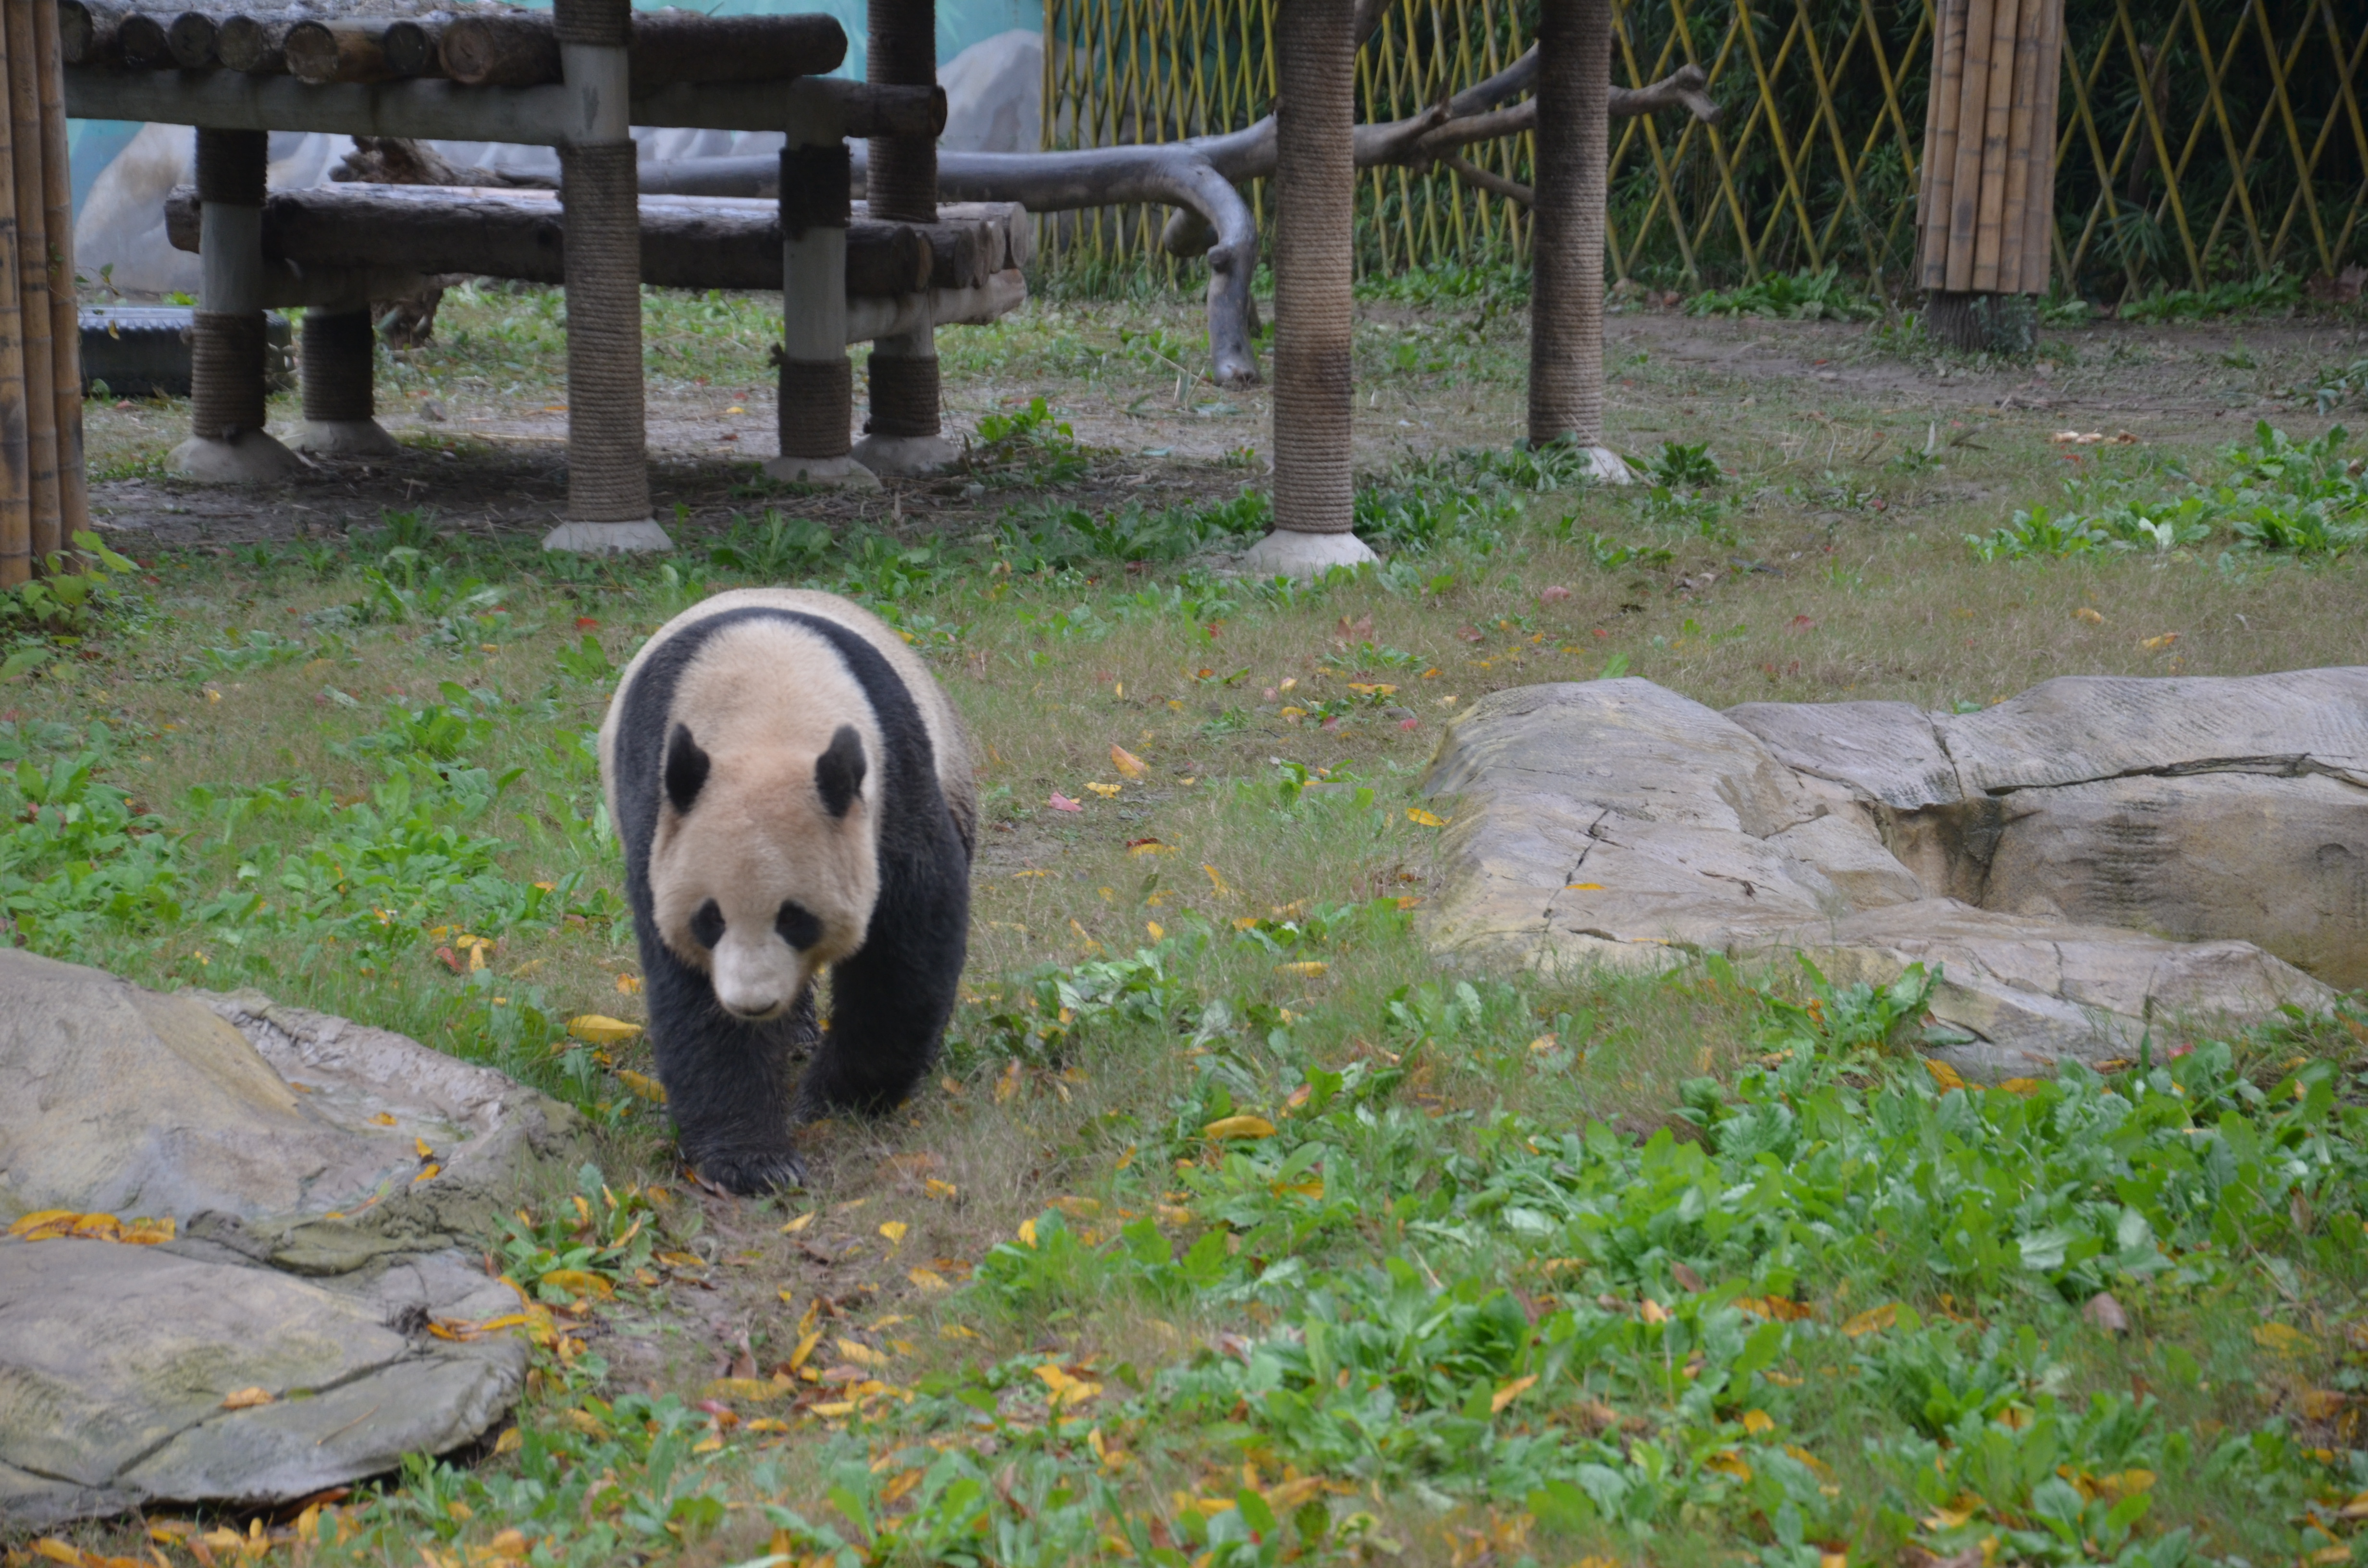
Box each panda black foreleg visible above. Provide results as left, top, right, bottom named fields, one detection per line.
left=795, top=836, right=971, bottom=1119
left=639, top=923, right=819, bottom=1193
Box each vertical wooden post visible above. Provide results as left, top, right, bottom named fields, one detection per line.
left=1236, top=0, right=1376, bottom=579
left=6, top=0, right=55, bottom=564
left=541, top=0, right=668, bottom=553
left=851, top=0, right=958, bottom=476
left=0, top=0, right=28, bottom=590
left=35, top=0, right=84, bottom=552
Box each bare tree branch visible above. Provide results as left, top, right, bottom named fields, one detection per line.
left=1443, top=154, right=1532, bottom=206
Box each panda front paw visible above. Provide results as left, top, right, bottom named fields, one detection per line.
left=693, top=1147, right=809, bottom=1195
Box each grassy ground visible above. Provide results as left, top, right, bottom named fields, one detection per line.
left=8, top=272, right=2368, bottom=1568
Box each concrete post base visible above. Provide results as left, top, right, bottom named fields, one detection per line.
left=851, top=431, right=960, bottom=477
left=168, top=429, right=303, bottom=483
left=1236, top=528, right=1380, bottom=580
left=1534, top=443, right=1634, bottom=484
left=287, top=419, right=402, bottom=458
left=542, top=520, right=674, bottom=554
left=764, top=453, right=880, bottom=489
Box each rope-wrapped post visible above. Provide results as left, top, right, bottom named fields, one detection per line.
left=169, top=128, right=298, bottom=481
left=290, top=305, right=398, bottom=455
left=768, top=141, right=876, bottom=488
left=1527, top=0, right=1628, bottom=480
left=849, top=0, right=956, bottom=476
left=1237, top=0, right=1375, bottom=580
left=542, top=0, right=669, bottom=553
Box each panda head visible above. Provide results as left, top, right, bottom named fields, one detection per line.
left=647, top=720, right=877, bottom=1021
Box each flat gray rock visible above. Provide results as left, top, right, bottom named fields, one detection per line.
left=0, top=953, right=571, bottom=1527
left=1420, top=674, right=2356, bottom=1072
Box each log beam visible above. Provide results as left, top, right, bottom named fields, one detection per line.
left=61, top=65, right=941, bottom=143
left=162, top=184, right=982, bottom=296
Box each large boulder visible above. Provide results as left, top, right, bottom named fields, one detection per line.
left=1419, top=675, right=2358, bottom=1077
left=0, top=951, right=575, bottom=1527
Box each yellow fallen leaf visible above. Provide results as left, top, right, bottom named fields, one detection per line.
left=31, top=1539, right=89, bottom=1567
left=7, top=1210, right=78, bottom=1241
left=617, top=1069, right=667, bottom=1103
left=1566, top=882, right=1605, bottom=891
left=1842, top=1303, right=1899, bottom=1337
left=1922, top=1504, right=1974, bottom=1530
left=878, top=1221, right=909, bottom=1245
left=939, top=1323, right=980, bottom=1340
left=1406, top=808, right=1448, bottom=827
left=1202, top=863, right=1232, bottom=896
left=1925, top=1058, right=1969, bottom=1092
left=1639, top=1298, right=1670, bottom=1325
left=2255, top=1321, right=2313, bottom=1355
left=413, top=1163, right=442, bottom=1183
left=1085, top=781, right=1122, bottom=798
left=1702, top=1449, right=1752, bottom=1481
left=781, top=1211, right=817, bottom=1234
left=568, top=1014, right=642, bottom=1046
left=68, top=1214, right=123, bottom=1243
left=1998, top=1077, right=2041, bottom=1095
left=1017, top=1217, right=1039, bottom=1247
left=2141, top=632, right=2179, bottom=651
left=120, top=1217, right=175, bottom=1246
left=909, top=1267, right=950, bottom=1292
left=1275, top=960, right=1328, bottom=978
left=616, top=973, right=642, bottom=994
left=540, top=1269, right=615, bottom=1300
left=415, top=1137, right=434, bottom=1160
left=924, top=1178, right=957, bottom=1200
left=1491, top=1374, right=1538, bottom=1413
left=2073, top=606, right=2106, bottom=625
left=994, top=1059, right=1023, bottom=1104
left=2308, top=1550, right=2353, bottom=1567
left=369, top=1111, right=397, bottom=1126
left=1203, top=1115, right=1278, bottom=1140
left=222, top=1386, right=274, bottom=1409
left=1050, top=1197, right=1101, bottom=1219
left=2300, top=1388, right=2351, bottom=1419
left=1110, top=744, right=1147, bottom=779
left=1146, top=920, right=1166, bottom=940
left=494, top=1427, right=524, bottom=1455
left=837, top=1337, right=888, bottom=1368
left=1742, top=1409, right=1774, bottom=1434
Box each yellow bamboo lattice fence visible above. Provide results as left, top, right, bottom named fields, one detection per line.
left=1042, top=0, right=2368, bottom=300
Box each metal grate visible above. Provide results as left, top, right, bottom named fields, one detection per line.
left=1041, top=0, right=2368, bottom=299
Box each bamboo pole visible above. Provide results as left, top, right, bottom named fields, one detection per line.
left=0, top=0, right=27, bottom=589
left=7, top=0, right=54, bottom=564
left=2020, top=0, right=2062, bottom=294
left=1998, top=0, right=2042, bottom=293
left=1920, top=0, right=1968, bottom=289
left=37, top=0, right=83, bottom=550
left=1943, top=0, right=1996, bottom=290
left=1970, top=0, right=2020, bottom=291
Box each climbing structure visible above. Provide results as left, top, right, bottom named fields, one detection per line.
left=62, top=0, right=1004, bottom=546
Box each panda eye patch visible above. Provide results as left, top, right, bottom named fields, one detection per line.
left=689, top=899, right=726, bottom=948
left=776, top=900, right=823, bottom=950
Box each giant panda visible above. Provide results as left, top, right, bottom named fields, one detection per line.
left=598, top=588, right=975, bottom=1192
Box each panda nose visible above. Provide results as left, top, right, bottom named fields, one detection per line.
left=725, top=999, right=786, bottom=1022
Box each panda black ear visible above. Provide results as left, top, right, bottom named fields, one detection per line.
left=815, top=724, right=866, bottom=818
left=664, top=724, right=710, bottom=815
